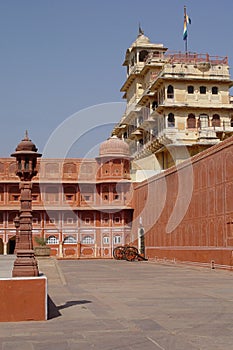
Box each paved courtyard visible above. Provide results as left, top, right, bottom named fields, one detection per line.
left=0, top=257, right=233, bottom=349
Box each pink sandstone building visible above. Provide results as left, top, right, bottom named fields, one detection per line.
left=0, top=136, right=133, bottom=258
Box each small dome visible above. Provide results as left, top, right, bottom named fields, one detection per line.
left=15, top=131, right=38, bottom=152
left=99, top=136, right=130, bottom=158
left=132, top=32, right=150, bottom=46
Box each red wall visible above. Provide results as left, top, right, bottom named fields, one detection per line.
left=131, top=136, right=233, bottom=268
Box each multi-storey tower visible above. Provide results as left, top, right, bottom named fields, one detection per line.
left=112, top=30, right=233, bottom=175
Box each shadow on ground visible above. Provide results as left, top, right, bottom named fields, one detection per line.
left=48, top=296, right=92, bottom=319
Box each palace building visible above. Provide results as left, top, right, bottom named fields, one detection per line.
left=0, top=136, right=133, bottom=258
left=1, top=30, right=233, bottom=269
left=112, top=30, right=233, bottom=178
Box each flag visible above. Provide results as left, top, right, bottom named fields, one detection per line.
left=183, top=13, right=191, bottom=40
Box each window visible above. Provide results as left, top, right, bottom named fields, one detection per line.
left=47, top=236, right=59, bottom=244
left=167, top=85, right=174, bottom=99
left=114, top=194, right=119, bottom=200
left=65, top=195, right=73, bottom=201
left=187, top=114, right=196, bottom=128
left=82, top=235, right=94, bottom=244
left=32, top=218, right=38, bottom=224
left=85, top=218, right=90, bottom=224
left=114, top=217, right=121, bottom=223
left=102, top=216, right=109, bottom=224
left=66, top=218, right=74, bottom=224
left=212, top=114, right=220, bottom=127
left=49, top=218, right=56, bottom=224
left=45, top=163, right=59, bottom=177
left=32, top=195, right=38, bottom=201
left=13, top=195, right=20, bottom=201
left=200, top=86, right=206, bottom=94
left=168, top=113, right=175, bottom=127
left=64, top=236, right=77, bottom=244
left=198, top=114, right=209, bottom=128
left=187, top=85, right=194, bottom=94
left=103, top=236, right=109, bottom=244
left=212, top=86, right=218, bottom=95
left=63, top=163, right=76, bottom=175
left=45, top=187, right=59, bottom=203
left=114, top=235, right=121, bottom=244
left=152, top=101, right=157, bottom=110
left=139, top=50, right=148, bottom=62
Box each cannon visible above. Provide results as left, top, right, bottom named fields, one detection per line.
left=113, top=245, right=148, bottom=262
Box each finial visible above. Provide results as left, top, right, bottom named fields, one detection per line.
left=138, top=22, right=144, bottom=36
left=24, top=130, right=29, bottom=141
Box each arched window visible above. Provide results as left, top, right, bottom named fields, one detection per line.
left=168, top=113, right=175, bottom=127
left=200, top=86, right=206, bottom=94
left=187, top=114, right=196, bottom=128
left=231, top=117, right=233, bottom=127
left=212, top=86, right=218, bottom=95
left=187, top=85, right=194, bottom=94
left=167, top=85, right=174, bottom=99
left=113, top=235, right=121, bottom=244
left=82, top=235, right=94, bottom=244
left=47, top=236, right=59, bottom=244
left=212, top=114, right=220, bottom=127
left=63, top=236, right=77, bottom=244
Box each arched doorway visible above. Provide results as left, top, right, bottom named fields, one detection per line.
left=0, top=238, right=3, bottom=254
left=7, top=236, right=16, bottom=254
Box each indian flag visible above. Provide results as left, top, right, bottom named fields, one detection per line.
left=183, top=14, right=191, bottom=40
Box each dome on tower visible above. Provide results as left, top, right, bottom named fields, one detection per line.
left=99, top=136, right=131, bottom=158
left=132, top=32, right=150, bottom=47
left=15, top=131, right=38, bottom=152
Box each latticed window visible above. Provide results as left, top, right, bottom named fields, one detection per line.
left=63, top=236, right=77, bottom=244
left=82, top=235, right=94, bottom=244
left=47, top=236, right=59, bottom=244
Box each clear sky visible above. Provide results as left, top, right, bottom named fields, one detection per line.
left=1, top=0, right=233, bottom=157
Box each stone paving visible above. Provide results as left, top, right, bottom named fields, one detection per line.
left=0, top=256, right=233, bottom=349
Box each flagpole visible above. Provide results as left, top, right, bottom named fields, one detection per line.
left=184, top=5, right=188, bottom=53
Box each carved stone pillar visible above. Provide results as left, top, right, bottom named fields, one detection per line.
left=11, top=132, right=41, bottom=277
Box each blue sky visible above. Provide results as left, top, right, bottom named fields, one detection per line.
left=0, top=0, right=233, bottom=157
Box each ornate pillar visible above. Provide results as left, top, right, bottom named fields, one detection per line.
left=11, top=131, right=41, bottom=277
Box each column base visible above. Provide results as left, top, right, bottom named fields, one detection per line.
left=0, top=275, right=47, bottom=321
left=12, top=250, right=39, bottom=277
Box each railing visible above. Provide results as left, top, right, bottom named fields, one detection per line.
left=165, top=51, right=228, bottom=65
left=144, top=51, right=228, bottom=66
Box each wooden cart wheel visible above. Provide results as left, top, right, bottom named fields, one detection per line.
left=113, top=246, right=125, bottom=260
left=125, top=246, right=137, bottom=262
